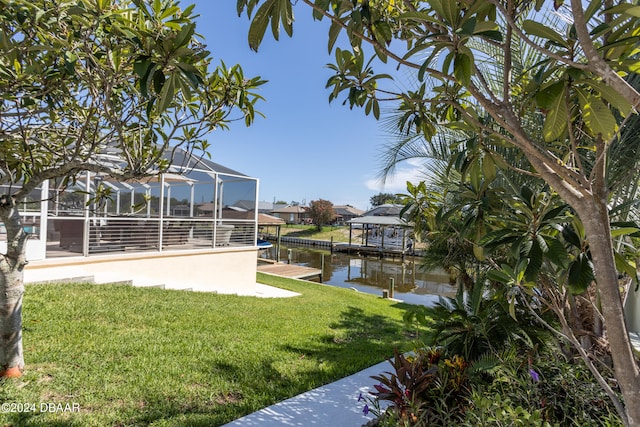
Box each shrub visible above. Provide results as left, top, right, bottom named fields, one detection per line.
left=462, top=392, right=555, bottom=427
left=405, top=282, right=552, bottom=362
left=363, top=346, right=623, bottom=426
left=363, top=348, right=470, bottom=426
left=467, top=350, right=624, bottom=426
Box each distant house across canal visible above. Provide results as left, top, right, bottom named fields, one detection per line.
left=270, top=205, right=309, bottom=224
left=333, top=205, right=364, bottom=225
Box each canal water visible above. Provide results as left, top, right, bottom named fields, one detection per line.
left=260, top=244, right=457, bottom=306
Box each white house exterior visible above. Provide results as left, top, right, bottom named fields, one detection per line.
left=1, top=150, right=261, bottom=295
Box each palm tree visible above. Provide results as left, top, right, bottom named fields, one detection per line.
left=377, top=11, right=640, bottom=421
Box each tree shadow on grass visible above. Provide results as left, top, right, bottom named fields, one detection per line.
left=281, top=304, right=417, bottom=376
left=120, top=359, right=300, bottom=427
left=101, top=306, right=417, bottom=427
left=3, top=305, right=420, bottom=427
left=0, top=413, right=81, bottom=427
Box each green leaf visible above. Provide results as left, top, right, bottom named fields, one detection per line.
left=541, top=83, right=567, bottom=142
left=159, top=5, right=180, bottom=20
left=372, top=20, right=392, bottom=45
left=153, top=69, right=165, bottom=94
left=453, top=52, right=472, bottom=86
left=567, top=253, right=594, bottom=295
left=478, top=229, right=517, bottom=247
left=458, top=16, right=476, bottom=36
left=508, top=298, right=517, bottom=321
left=523, top=20, right=569, bottom=48
left=280, top=0, right=293, bottom=37
left=173, top=23, right=195, bottom=50
left=482, top=154, right=497, bottom=184
left=615, top=252, right=639, bottom=284
left=561, top=225, right=582, bottom=248
left=576, top=88, right=617, bottom=141
left=524, top=238, right=543, bottom=281
left=584, top=0, right=602, bottom=20
left=610, top=227, right=640, bottom=237
left=442, top=51, right=455, bottom=75
left=544, top=237, right=569, bottom=268
left=473, top=21, right=502, bottom=41
left=328, top=21, right=341, bottom=53
left=157, top=73, right=176, bottom=113
left=247, top=0, right=275, bottom=51
left=429, top=0, right=455, bottom=26
left=468, top=159, right=481, bottom=192
left=541, top=205, right=568, bottom=223
left=487, top=269, right=512, bottom=284
left=520, top=185, right=534, bottom=207
left=473, top=243, right=485, bottom=261
left=536, top=81, right=564, bottom=109
left=313, top=0, right=330, bottom=20
left=609, top=4, right=640, bottom=17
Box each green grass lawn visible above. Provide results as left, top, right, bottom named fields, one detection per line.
left=270, top=224, right=360, bottom=242
left=0, top=273, right=423, bottom=426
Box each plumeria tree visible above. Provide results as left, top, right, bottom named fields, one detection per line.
left=0, top=0, right=265, bottom=378
left=237, top=0, right=640, bottom=424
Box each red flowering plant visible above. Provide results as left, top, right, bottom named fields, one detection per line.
left=366, top=348, right=471, bottom=425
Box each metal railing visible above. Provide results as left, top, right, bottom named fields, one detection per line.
left=49, top=216, right=256, bottom=256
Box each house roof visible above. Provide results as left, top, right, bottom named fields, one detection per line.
left=197, top=202, right=215, bottom=212
left=348, top=216, right=413, bottom=227
left=363, top=204, right=404, bottom=217
left=258, top=213, right=286, bottom=225
left=96, top=146, right=256, bottom=192
left=166, top=149, right=247, bottom=177
left=271, top=205, right=308, bottom=214
left=334, top=205, right=364, bottom=216
left=233, top=200, right=273, bottom=211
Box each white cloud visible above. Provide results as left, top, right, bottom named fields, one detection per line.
left=364, top=159, right=427, bottom=194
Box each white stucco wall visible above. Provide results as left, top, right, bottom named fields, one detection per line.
left=0, top=239, right=47, bottom=261
left=625, top=288, right=640, bottom=333
left=24, top=247, right=259, bottom=295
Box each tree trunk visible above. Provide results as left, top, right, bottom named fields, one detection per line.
left=578, top=199, right=640, bottom=426
left=0, top=199, right=28, bottom=378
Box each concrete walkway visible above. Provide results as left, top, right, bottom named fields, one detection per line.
left=221, top=360, right=390, bottom=427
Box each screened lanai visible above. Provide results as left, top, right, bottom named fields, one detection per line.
left=1, top=148, right=260, bottom=261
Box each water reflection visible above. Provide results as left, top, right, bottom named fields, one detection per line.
left=260, top=244, right=457, bottom=306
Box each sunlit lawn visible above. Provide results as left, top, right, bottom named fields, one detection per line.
left=272, top=224, right=361, bottom=242
left=0, top=273, right=423, bottom=426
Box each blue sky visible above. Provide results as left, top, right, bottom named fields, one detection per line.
left=193, top=2, right=424, bottom=210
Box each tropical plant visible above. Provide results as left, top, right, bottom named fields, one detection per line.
left=366, top=347, right=470, bottom=426
left=463, top=393, right=555, bottom=427
left=0, top=0, right=265, bottom=377
left=398, top=178, right=481, bottom=288
left=465, top=348, right=625, bottom=426
left=238, top=1, right=640, bottom=423
left=410, top=278, right=551, bottom=362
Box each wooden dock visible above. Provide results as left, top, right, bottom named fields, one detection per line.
left=257, top=262, right=323, bottom=281
left=333, top=243, right=412, bottom=259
